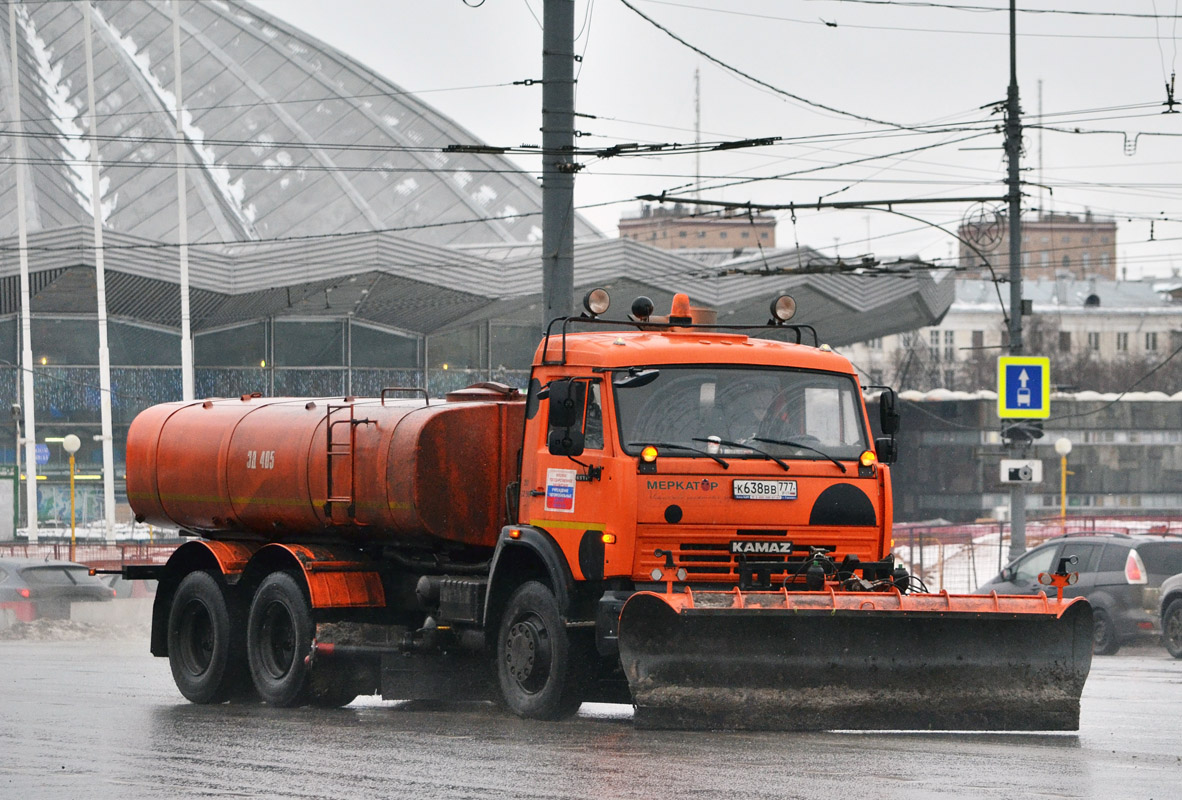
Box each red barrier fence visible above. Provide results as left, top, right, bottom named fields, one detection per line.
left=0, top=542, right=182, bottom=570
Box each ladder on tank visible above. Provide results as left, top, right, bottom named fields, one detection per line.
left=324, top=401, right=372, bottom=520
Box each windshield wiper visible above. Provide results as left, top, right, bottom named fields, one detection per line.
left=627, top=442, right=729, bottom=469
left=753, top=437, right=847, bottom=473
left=692, top=437, right=788, bottom=471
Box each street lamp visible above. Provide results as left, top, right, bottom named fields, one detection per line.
left=1054, top=437, right=1073, bottom=527
left=62, top=434, right=81, bottom=561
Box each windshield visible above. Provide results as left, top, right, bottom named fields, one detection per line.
left=614, top=365, right=870, bottom=461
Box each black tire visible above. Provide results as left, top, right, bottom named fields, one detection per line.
left=167, top=571, right=249, bottom=704
left=496, top=581, right=588, bottom=720
left=247, top=571, right=317, bottom=707
left=1092, top=609, right=1121, bottom=655
left=1163, top=599, right=1182, bottom=659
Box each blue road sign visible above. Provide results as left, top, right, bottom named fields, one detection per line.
left=998, top=356, right=1050, bottom=418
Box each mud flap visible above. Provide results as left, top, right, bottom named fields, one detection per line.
left=618, top=591, right=1093, bottom=731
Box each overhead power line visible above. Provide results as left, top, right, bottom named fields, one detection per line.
left=617, top=0, right=924, bottom=131
left=804, top=0, right=1182, bottom=19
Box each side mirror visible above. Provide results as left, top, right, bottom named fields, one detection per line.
left=548, top=428, right=585, bottom=457
left=874, top=436, right=898, bottom=465
left=879, top=389, right=900, bottom=436
left=547, top=379, right=584, bottom=429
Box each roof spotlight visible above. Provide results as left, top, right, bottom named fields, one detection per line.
left=631, top=295, right=655, bottom=322
left=770, top=294, right=797, bottom=324
left=583, top=288, right=611, bottom=317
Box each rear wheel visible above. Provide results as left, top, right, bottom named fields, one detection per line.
left=167, top=571, right=248, bottom=704
left=247, top=571, right=357, bottom=708
left=1163, top=600, right=1182, bottom=659
left=248, top=572, right=314, bottom=706
left=1092, top=609, right=1120, bottom=655
left=496, top=581, right=587, bottom=720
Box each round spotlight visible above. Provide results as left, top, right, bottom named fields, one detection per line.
left=631, top=295, right=655, bottom=321
left=859, top=450, right=877, bottom=467
left=641, top=445, right=659, bottom=462
left=583, top=287, right=611, bottom=317
left=770, top=294, right=797, bottom=323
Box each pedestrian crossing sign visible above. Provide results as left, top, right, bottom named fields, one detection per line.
left=998, top=356, right=1050, bottom=418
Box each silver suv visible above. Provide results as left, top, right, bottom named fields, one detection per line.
left=978, top=533, right=1182, bottom=655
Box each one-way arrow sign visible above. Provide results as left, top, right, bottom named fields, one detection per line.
left=998, top=356, right=1050, bottom=418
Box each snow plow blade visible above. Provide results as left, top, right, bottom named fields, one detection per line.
left=618, top=589, right=1093, bottom=731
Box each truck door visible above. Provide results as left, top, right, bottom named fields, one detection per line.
left=521, top=378, right=616, bottom=581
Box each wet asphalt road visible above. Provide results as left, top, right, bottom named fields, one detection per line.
left=0, top=633, right=1179, bottom=800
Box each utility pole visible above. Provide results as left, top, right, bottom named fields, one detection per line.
left=541, top=0, right=576, bottom=329
left=1005, top=0, right=1027, bottom=561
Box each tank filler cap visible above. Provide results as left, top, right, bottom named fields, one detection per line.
left=240, top=392, right=262, bottom=402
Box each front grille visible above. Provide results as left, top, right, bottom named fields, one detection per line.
left=658, top=541, right=836, bottom=581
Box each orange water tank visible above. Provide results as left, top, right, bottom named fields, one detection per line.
left=125, top=389, right=526, bottom=549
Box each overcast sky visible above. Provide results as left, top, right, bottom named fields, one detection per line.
left=251, top=0, right=1182, bottom=279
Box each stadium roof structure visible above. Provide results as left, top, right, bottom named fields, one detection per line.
left=0, top=0, right=595, bottom=246
left=0, top=1, right=953, bottom=348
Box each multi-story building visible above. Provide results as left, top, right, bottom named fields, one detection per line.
left=840, top=278, right=1181, bottom=393
left=618, top=203, right=776, bottom=251
left=959, top=211, right=1117, bottom=281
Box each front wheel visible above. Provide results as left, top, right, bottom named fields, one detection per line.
left=1092, top=609, right=1121, bottom=655
left=1163, top=599, right=1182, bottom=659
left=496, top=581, right=587, bottom=720
left=167, top=571, right=249, bottom=704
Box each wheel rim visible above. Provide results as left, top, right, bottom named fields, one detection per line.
left=258, top=600, right=297, bottom=680
left=1166, top=610, right=1182, bottom=651
left=177, top=599, right=214, bottom=677
left=1094, top=615, right=1111, bottom=649
left=504, top=612, right=552, bottom=694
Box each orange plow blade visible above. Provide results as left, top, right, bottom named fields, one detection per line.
left=617, top=588, right=1093, bottom=731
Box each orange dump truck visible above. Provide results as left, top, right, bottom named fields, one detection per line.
left=119, top=291, right=1093, bottom=729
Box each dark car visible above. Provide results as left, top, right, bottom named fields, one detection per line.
left=977, top=533, right=1182, bottom=654
left=0, top=558, right=115, bottom=620
left=1157, top=572, right=1182, bottom=659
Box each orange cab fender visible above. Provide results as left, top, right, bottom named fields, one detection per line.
left=484, top=525, right=577, bottom=633
left=239, top=543, right=386, bottom=611
left=151, top=540, right=262, bottom=656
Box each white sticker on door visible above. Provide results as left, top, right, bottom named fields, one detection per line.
left=544, top=468, right=577, bottom=513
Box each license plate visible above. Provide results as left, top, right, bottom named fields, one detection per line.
left=733, top=479, right=797, bottom=500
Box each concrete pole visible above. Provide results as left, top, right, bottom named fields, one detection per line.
left=173, top=0, right=194, bottom=400
left=82, top=2, right=117, bottom=542
left=541, top=0, right=576, bottom=329
left=1005, top=0, right=1026, bottom=562
left=10, top=3, right=40, bottom=542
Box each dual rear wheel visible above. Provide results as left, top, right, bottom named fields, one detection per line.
left=168, top=571, right=589, bottom=715
left=166, top=570, right=355, bottom=707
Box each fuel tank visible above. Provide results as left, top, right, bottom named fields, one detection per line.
left=126, top=387, right=526, bottom=548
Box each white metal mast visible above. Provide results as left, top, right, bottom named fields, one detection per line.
left=82, top=1, right=117, bottom=541
left=173, top=0, right=193, bottom=400
left=10, top=3, right=39, bottom=542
